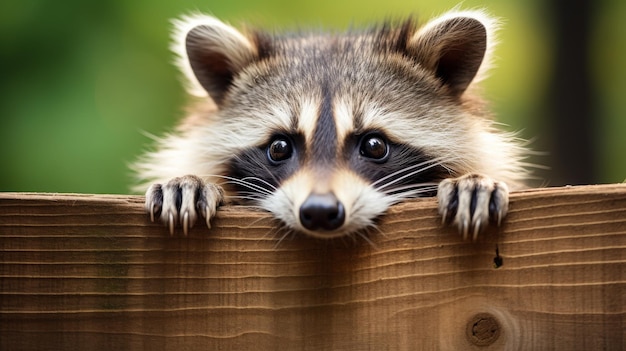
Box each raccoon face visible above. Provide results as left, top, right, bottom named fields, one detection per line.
left=176, top=11, right=501, bottom=238
left=227, top=124, right=449, bottom=238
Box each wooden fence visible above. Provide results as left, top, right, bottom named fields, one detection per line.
left=1, top=184, right=625, bottom=350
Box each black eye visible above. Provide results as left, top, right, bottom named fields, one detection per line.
left=267, top=137, right=293, bottom=163
left=360, top=134, right=389, bottom=161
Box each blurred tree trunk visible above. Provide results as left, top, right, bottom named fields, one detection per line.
left=545, top=0, right=597, bottom=185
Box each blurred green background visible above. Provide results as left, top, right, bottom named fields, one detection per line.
left=1, top=0, right=624, bottom=194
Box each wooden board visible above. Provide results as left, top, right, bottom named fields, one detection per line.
left=1, top=184, right=625, bottom=350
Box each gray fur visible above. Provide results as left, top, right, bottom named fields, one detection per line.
left=134, top=9, right=531, bottom=239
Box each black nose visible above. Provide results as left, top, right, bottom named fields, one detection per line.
left=299, top=193, right=345, bottom=232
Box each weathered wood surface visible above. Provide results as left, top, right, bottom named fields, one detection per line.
left=0, top=184, right=625, bottom=350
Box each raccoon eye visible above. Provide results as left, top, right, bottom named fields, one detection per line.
left=360, top=134, right=389, bottom=161
left=267, top=137, right=293, bottom=164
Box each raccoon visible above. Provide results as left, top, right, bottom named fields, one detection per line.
left=133, top=9, right=530, bottom=241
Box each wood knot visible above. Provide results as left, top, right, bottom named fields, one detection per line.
left=466, top=313, right=500, bottom=346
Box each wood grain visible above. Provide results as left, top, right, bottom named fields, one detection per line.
left=1, top=185, right=625, bottom=350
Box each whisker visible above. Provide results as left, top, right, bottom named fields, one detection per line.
left=229, top=190, right=271, bottom=200
left=216, top=173, right=296, bottom=212
left=371, top=224, right=386, bottom=239
left=386, top=186, right=438, bottom=203
left=238, top=213, right=275, bottom=235
left=371, top=158, right=438, bottom=189
left=229, top=153, right=284, bottom=192
left=355, top=230, right=379, bottom=250
left=258, top=223, right=284, bottom=245
left=375, top=158, right=449, bottom=192
left=231, top=191, right=264, bottom=198
left=225, top=195, right=266, bottom=203
left=220, top=176, right=274, bottom=196
left=274, top=227, right=295, bottom=249
left=381, top=182, right=438, bottom=194
left=241, top=176, right=277, bottom=191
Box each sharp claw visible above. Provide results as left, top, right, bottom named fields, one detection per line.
left=182, top=211, right=189, bottom=236
left=461, top=220, right=469, bottom=240
left=168, top=212, right=175, bottom=236
left=472, top=219, right=481, bottom=241
left=200, top=206, right=209, bottom=218
left=441, top=209, right=448, bottom=225
left=150, top=202, right=155, bottom=222
left=205, top=206, right=211, bottom=229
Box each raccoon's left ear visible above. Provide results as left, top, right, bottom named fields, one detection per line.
left=408, top=10, right=497, bottom=96
left=172, top=15, right=259, bottom=104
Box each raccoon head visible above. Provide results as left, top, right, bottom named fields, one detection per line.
left=176, top=10, right=512, bottom=238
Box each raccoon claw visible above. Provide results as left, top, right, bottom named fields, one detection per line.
left=144, top=175, right=224, bottom=235
left=149, top=202, right=157, bottom=223
left=168, top=211, right=175, bottom=236
left=146, top=184, right=163, bottom=223
left=196, top=193, right=219, bottom=230
left=182, top=211, right=190, bottom=236
left=437, top=174, right=509, bottom=240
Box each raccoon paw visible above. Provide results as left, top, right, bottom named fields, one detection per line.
left=437, top=174, right=509, bottom=241
left=145, top=175, right=224, bottom=236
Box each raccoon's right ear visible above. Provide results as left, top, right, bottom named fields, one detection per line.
left=173, top=15, right=258, bottom=105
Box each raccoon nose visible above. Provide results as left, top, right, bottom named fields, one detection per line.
left=299, top=193, right=345, bottom=232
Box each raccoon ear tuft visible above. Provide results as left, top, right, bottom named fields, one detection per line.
left=408, top=11, right=497, bottom=96
left=173, top=15, right=258, bottom=105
